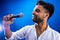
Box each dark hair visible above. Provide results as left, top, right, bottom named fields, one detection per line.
left=36, top=1, right=54, bottom=19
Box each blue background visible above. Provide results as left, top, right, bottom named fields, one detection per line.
left=0, top=0, right=60, bottom=40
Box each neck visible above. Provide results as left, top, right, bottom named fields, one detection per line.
left=35, top=21, right=47, bottom=32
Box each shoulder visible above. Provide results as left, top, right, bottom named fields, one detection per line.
left=49, top=27, right=60, bottom=39
left=52, top=29, right=60, bottom=36
left=17, top=25, right=34, bottom=32
left=49, top=27, right=60, bottom=35
left=21, top=25, right=34, bottom=30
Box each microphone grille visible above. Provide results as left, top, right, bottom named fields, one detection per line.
left=19, top=13, right=24, bottom=17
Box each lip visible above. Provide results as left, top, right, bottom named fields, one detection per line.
left=32, top=15, right=34, bottom=17
left=32, top=15, right=37, bottom=18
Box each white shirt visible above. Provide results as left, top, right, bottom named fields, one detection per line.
left=6, top=25, right=60, bottom=40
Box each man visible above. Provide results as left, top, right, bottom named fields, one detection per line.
left=3, top=1, right=60, bottom=40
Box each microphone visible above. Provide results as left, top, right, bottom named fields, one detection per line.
left=10, top=13, right=24, bottom=19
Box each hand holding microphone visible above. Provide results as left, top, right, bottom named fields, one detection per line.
left=3, top=13, right=24, bottom=25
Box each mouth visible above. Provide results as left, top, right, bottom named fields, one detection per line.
left=32, top=15, right=37, bottom=19
left=32, top=15, right=34, bottom=17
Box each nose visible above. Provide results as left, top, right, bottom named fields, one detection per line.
left=32, top=11, right=37, bottom=16
left=32, top=11, right=36, bottom=15
left=33, top=12, right=35, bottom=15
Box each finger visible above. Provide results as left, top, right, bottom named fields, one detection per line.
left=8, top=14, right=13, bottom=17
left=7, top=14, right=13, bottom=20
left=3, top=16, right=8, bottom=21
left=7, top=14, right=13, bottom=18
left=11, top=18, right=16, bottom=21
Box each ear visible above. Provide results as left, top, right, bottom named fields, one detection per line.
left=43, top=13, right=49, bottom=18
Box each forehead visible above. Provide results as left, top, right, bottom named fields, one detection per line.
left=34, top=5, right=46, bottom=11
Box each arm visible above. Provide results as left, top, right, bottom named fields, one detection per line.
left=3, top=14, right=15, bottom=39
left=3, top=14, right=29, bottom=40
left=4, top=25, right=12, bottom=39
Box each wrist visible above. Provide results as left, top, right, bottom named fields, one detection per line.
left=3, top=24, right=10, bottom=29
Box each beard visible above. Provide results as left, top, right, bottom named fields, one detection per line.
left=32, top=15, right=43, bottom=23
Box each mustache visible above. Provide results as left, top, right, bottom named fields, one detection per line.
left=32, top=15, right=37, bottom=18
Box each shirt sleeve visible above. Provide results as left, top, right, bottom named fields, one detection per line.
left=5, top=25, right=32, bottom=40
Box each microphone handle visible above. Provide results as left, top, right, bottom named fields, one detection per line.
left=10, top=15, right=20, bottom=20
left=11, top=15, right=20, bottom=18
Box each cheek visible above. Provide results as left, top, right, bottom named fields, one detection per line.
left=38, top=14, right=44, bottom=18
